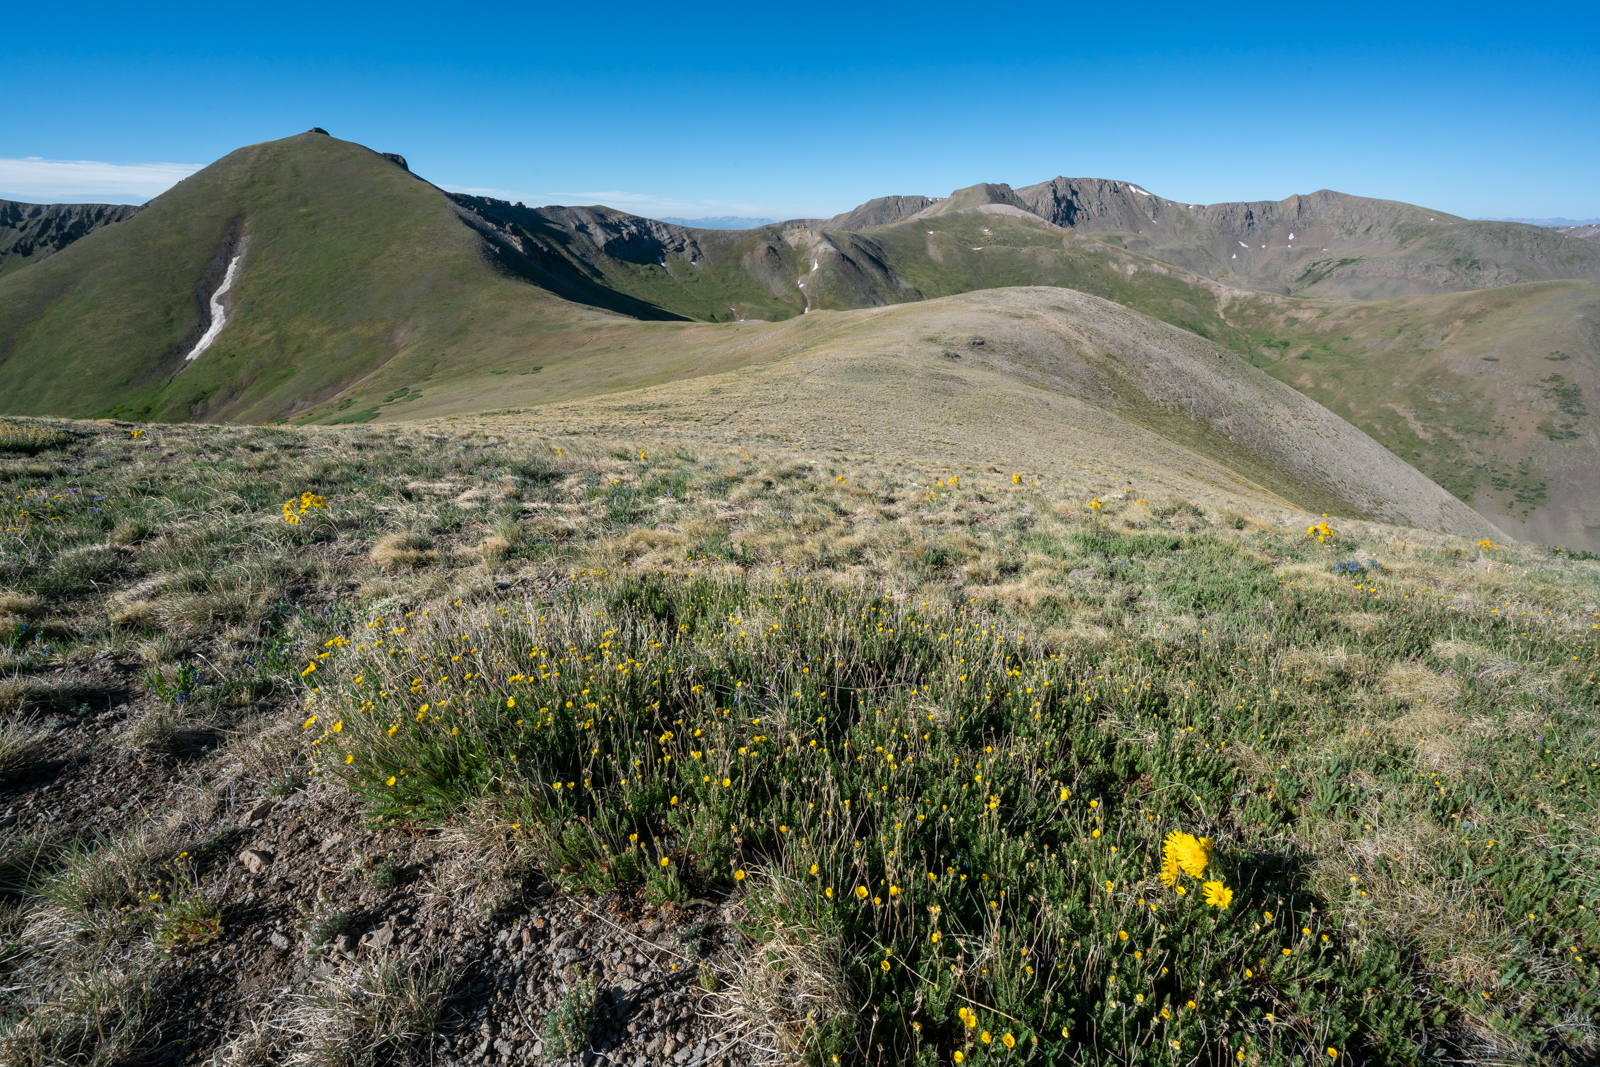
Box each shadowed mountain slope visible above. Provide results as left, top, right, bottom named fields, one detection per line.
left=0, top=199, right=142, bottom=277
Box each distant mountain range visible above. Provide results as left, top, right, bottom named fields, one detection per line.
left=0, top=130, right=1594, bottom=548
left=656, top=216, right=774, bottom=229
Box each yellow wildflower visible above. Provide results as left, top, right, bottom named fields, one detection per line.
left=1161, top=831, right=1210, bottom=885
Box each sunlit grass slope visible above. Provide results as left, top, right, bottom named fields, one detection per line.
left=334, top=287, right=1499, bottom=540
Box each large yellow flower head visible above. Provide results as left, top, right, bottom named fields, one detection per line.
left=1202, top=880, right=1234, bottom=909
left=1160, top=832, right=1211, bottom=886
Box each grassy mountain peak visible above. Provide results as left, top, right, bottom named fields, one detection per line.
left=0, top=132, right=605, bottom=422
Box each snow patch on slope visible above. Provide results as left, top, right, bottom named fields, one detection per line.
left=186, top=253, right=241, bottom=363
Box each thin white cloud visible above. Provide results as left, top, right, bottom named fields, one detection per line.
left=0, top=157, right=203, bottom=204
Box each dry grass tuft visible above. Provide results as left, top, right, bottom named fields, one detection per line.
left=1326, top=825, right=1523, bottom=992
left=370, top=532, right=439, bottom=569
left=0, top=962, right=160, bottom=1067
left=1215, top=507, right=1254, bottom=530
left=1279, top=646, right=1380, bottom=688
left=1433, top=639, right=1544, bottom=694
left=0, top=591, right=43, bottom=617
left=1391, top=709, right=1467, bottom=771
left=618, top=527, right=686, bottom=560
left=109, top=518, right=150, bottom=545
left=0, top=714, right=52, bottom=783
left=709, top=876, right=856, bottom=1064
left=473, top=534, right=510, bottom=561
left=1377, top=663, right=1465, bottom=769
left=125, top=707, right=186, bottom=752
left=1382, top=662, right=1459, bottom=708
left=0, top=675, right=93, bottom=714
left=213, top=718, right=308, bottom=799
left=1043, top=621, right=1113, bottom=651
left=134, top=634, right=186, bottom=665
left=1273, top=562, right=1340, bottom=589
left=282, top=949, right=454, bottom=1067
left=208, top=1019, right=281, bottom=1067
left=1340, top=612, right=1384, bottom=635
left=0, top=828, right=59, bottom=896
left=38, top=829, right=170, bottom=929
left=109, top=600, right=159, bottom=628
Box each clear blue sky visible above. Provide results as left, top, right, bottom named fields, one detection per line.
left=3, top=0, right=1596, bottom=221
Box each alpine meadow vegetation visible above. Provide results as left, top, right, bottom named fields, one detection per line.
left=0, top=414, right=1594, bottom=1066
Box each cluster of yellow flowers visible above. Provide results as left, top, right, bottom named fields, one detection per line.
left=0, top=422, right=56, bottom=446
left=1160, top=831, right=1232, bottom=908
left=1307, top=520, right=1333, bottom=542
left=1476, top=539, right=1500, bottom=550
left=282, top=490, right=328, bottom=524
left=1088, top=497, right=1103, bottom=510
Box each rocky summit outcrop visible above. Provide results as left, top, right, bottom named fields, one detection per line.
left=823, top=194, right=938, bottom=231
left=0, top=199, right=142, bottom=275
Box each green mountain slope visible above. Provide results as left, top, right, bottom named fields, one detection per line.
left=1225, top=280, right=1600, bottom=549
left=0, top=131, right=619, bottom=422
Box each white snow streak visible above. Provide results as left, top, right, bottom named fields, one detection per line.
left=185, top=254, right=241, bottom=363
